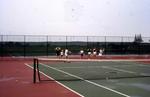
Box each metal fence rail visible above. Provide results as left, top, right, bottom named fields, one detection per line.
left=0, top=35, right=150, bottom=56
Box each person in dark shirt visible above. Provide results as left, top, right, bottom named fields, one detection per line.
left=55, top=47, right=61, bottom=58
left=80, top=48, right=84, bottom=59
left=87, top=48, right=92, bottom=59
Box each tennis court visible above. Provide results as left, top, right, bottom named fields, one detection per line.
left=25, top=57, right=150, bottom=97
left=1, top=0, right=150, bottom=96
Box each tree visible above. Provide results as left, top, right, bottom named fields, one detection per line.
left=134, top=34, right=143, bottom=43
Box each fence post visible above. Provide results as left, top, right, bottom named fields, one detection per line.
left=46, top=36, right=49, bottom=56
left=0, top=35, right=1, bottom=57
left=2, top=35, right=4, bottom=57
left=23, top=35, right=26, bottom=57
left=138, top=43, right=141, bottom=55
left=66, top=36, right=68, bottom=48
left=104, top=36, right=107, bottom=54
left=121, top=36, right=124, bottom=54
left=0, top=35, right=3, bottom=57
left=87, top=36, right=89, bottom=49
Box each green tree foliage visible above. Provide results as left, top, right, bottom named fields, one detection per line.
left=134, top=34, right=143, bottom=43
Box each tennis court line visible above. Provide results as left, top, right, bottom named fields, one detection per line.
left=57, top=66, right=104, bottom=69
left=24, top=63, right=84, bottom=97
left=138, top=64, right=150, bottom=68
left=57, top=65, right=149, bottom=76
left=38, top=58, right=150, bottom=62
left=112, top=61, right=150, bottom=68
left=41, top=63, right=131, bottom=97
left=102, top=66, right=136, bottom=74
left=102, top=66, right=150, bottom=76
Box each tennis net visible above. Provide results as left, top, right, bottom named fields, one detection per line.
left=33, top=58, right=150, bottom=83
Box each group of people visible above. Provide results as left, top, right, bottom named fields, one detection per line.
left=80, top=48, right=105, bottom=58
left=55, top=47, right=104, bottom=59
left=55, top=47, right=69, bottom=58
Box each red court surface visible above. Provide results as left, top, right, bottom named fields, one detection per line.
left=0, top=55, right=150, bottom=97
left=0, top=59, right=80, bottom=97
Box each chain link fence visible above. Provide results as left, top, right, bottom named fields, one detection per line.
left=0, top=35, right=150, bottom=56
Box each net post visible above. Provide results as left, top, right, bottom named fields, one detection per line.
left=36, top=59, right=41, bottom=81
left=33, top=58, right=37, bottom=83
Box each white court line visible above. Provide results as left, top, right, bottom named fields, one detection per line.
left=41, top=63, right=131, bottom=97
left=58, top=65, right=150, bottom=76
left=102, top=66, right=137, bottom=74
left=24, top=63, right=84, bottom=97
left=57, top=66, right=103, bottom=69
left=113, top=61, right=150, bottom=68
left=37, top=58, right=150, bottom=62
left=102, top=66, right=150, bottom=76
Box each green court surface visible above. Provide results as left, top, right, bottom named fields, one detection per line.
left=36, top=61, right=150, bottom=97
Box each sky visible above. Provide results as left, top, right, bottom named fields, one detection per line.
left=0, top=0, right=150, bottom=37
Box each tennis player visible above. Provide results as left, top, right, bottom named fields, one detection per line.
left=93, top=48, right=97, bottom=58
left=87, top=48, right=92, bottom=59
left=80, top=48, right=84, bottom=59
left=98, top=48, right=103, bottom=56
left=60, top=49, right=64, bottom=58
left=65, top=49, right=69, bottom=59
left=55, top=47, right=61, bottom=58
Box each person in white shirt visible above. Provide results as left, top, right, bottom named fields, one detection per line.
left=65, top=49, right=69, bottom=59
left=60, top=49, right=64, bottom=58
left=80, top=49, right=84, bottom=59
left=93, top=48, right=97, bottom=57
left=99, top=48, right=103, bottom=56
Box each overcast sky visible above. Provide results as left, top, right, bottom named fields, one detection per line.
left=0, top=0, right=150, bottom=37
